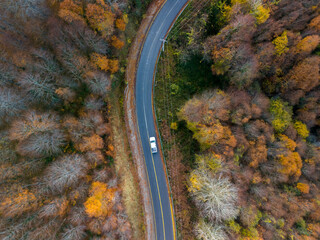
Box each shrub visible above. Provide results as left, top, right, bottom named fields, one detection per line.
left=170, top=122, right=178, bottom=130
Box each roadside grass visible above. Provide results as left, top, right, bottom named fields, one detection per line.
left=108, top=89, right=145, bottom=239
left=106, top=2, right=157, bottom=238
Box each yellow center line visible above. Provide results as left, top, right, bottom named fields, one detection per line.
left=150, top=148, right=166, bottom=240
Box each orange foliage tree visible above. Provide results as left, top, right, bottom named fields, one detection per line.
left=0, top=189, right=37, bottom=218
left=108, top=59, right=119, bottom=73
left=111, top=35, right=124, bottom=49
left=296, top=183, right=309, bottom=194
left=277, top=152, right=302, bottom=180
left=84, top=181, right=116, bottom=218
left=115, top=17, right=126, bottom=31
left=90, top=53, right=119, bottom=73
left=86, top=2, right=115, bottom=37
left=285, top=56, right=320, bottom=92
left=77, top=134, right=104, bottom=152
left=91, top=53, right=109, bottom=72
left=296, top=35, right=320, bottom=54
left=58, top=0, right=85, bottom=24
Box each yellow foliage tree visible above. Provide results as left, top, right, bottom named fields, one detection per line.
left=294, top=121, right=309, bottom=138
left=188, top=171, right=202, bottom=193
left=84, top=181, right=116, bottom=218
left=272, top=31, right=289, bottom=56
left=254, top=5, right=270, bottom=24
left=170, top=122, right=178, bottom=130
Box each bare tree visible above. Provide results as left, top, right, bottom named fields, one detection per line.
left=84, top=96, right=105, bottom=111
left=61, top=225, right=86, bottom=240
left=17, top=130, right=66, bottom=158
left=66, top=22, right=108, bottom=55
left=10, top=111, right=59, bottom=141
left=0, top=87, right=27, bottom=124
left=38, top=196, right=68, bottom=219
left=18, top=73, right=60, bottom=106
left=84, top=71, right=111, bottom=97
left=0, top=63, right=17, bottom=87
left=31, top=49, right=62, bottom=78
left=189, top=169, right=239, bottom=222
left=44, top=154, right=88, bottom=193
left=68, top=206, right=87, bottom=225
left=194, top=220, right=227, bottom=240
left=0, top=0, right=49, bottom=20
left=0, top=131, right=18, bottom=163
left=27, top=219, right=62, bottom=240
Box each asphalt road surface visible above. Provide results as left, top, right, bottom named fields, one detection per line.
left=135, top=0, right=189, bottom=239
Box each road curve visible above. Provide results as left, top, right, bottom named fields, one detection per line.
left=135, top=0, right=189, bottom=239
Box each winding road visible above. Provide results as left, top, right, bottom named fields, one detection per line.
left=135, top=0, right=189, bottom=239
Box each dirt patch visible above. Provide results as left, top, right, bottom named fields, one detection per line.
left=124, top=0, right=167, bottom=239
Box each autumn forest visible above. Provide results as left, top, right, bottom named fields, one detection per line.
left=155, top=0, right=320, bottom=239
left=0, top=0, right=320, bottom=240
left=0, top=0, right=137, bottom=238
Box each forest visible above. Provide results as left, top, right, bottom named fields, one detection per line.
left=1, top=0, right=319, bottom=239
left=0, top=0, right=150, bottom=239
left=154, top=0, right=320, bottom=239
